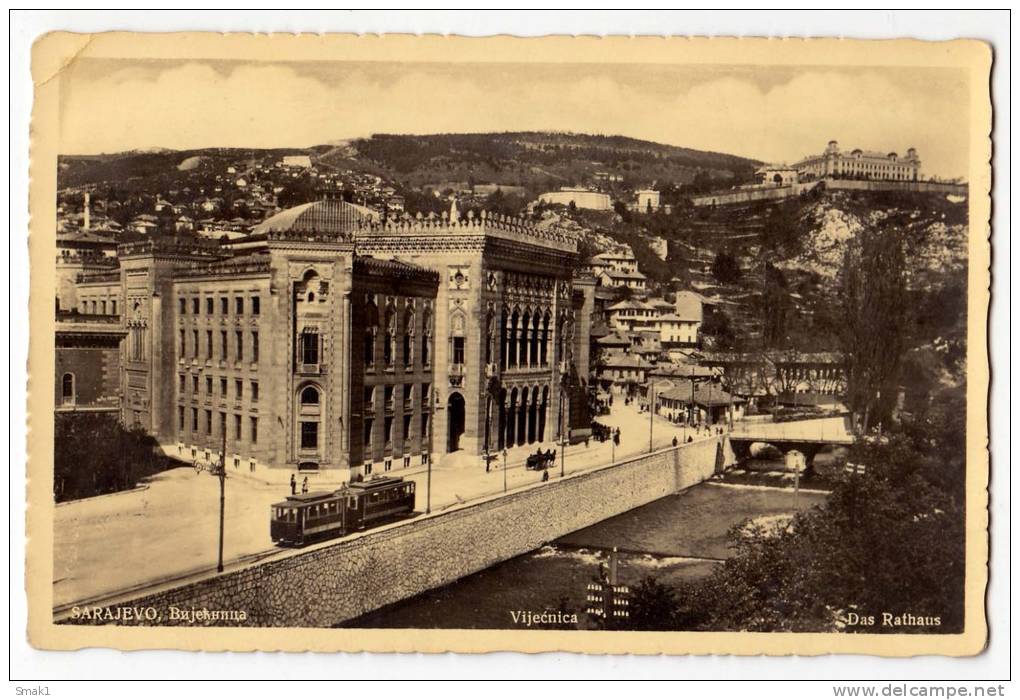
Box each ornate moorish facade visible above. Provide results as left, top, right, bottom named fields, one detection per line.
left=355, top=210, right=591, bottom=461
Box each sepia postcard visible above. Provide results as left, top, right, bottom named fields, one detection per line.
left=26, top=31, right=992, bottom=656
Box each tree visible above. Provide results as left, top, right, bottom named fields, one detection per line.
left=612, top=200, right=632, bottom=223
left=54, top=413, right=171, bottom=502
left=618, top=404, right=966, bottom=634
left=628, top=577, right=679, bottom=630
left=711, top=250, right=742, bottom=285
left=700, top=308, right=738, bottom=350
left=837, top=225, right=909, bottom=432
left=760, top=262, right=791, bottom=348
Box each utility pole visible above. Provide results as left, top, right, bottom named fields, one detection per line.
left=558, top=385, right=566, bottom=478
left=708, top=377, right=714, bottom=428
left=503, top=448, right=508, bottom=493
left=216, top=418, right=226, bottom=573
left=690, top=378, right=696, bottom=435
left=426, top=386, right=434, bottom=514
left=648, top=388, right=655, bottom=453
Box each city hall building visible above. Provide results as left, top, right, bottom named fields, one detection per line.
left=68, top=198, right=590, bottom=481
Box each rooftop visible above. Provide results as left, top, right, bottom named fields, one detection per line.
left=251, top=199, right=379, bottom=237
left=602, top=269, right=647, bottom=280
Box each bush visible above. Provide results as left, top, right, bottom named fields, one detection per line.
left=624, top=402, right=966, bottom=633
left=53, top=413, right=173, bottom=502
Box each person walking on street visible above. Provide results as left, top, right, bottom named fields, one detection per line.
left=672, top=436, right=678, bottom=447
left=301, top=476, right=309, bottom=494
left=290, top=474, right=296, bottom=495
left=542, top=469, right=549, bottom=482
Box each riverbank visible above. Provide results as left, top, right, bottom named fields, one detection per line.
left=343, top=479, right=828, bottom=629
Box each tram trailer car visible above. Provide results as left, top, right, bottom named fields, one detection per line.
left=270, top=476, right=416, bottom=546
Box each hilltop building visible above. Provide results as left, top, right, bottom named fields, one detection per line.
left=281, top=155, right=313, bottom=169
left=635, top=189, right=660, bottom=211
left=794, top=140, right=920, bottom=181
left=588, top=249, right=639, bottom=275
left=755, top=166, right=799, bottom=186
left=538, top=188, right=612, bottom=211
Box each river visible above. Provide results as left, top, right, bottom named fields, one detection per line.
left=342, top=479, right=828, bottom=630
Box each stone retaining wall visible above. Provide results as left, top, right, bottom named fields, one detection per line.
left=64, top=437, right=734, bottom=627
left=691, top=179, right=967, bottom=207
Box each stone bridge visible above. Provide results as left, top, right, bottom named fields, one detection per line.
left=728, top=415, right=855, bottom=470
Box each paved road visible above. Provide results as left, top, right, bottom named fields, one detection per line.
left=53, top=402, right=711, bottom=608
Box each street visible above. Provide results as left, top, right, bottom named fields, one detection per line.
left=53, top=402, right=714, bottom=608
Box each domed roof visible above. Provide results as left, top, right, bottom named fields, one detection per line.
left=252, top=199, right=379, bottom=236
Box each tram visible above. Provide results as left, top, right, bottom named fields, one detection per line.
left=270, top=476, right=415, bottom=546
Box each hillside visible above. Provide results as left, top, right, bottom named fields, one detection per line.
left=58, top=148, right=315, bottom=191
left=555, top=187, right=969, bottom=359
left=316, top=131, right=760, bottom=196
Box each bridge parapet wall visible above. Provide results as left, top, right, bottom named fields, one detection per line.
left=61, top=437, right=733, bottom=628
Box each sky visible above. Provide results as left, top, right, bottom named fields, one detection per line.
left=58, top=59, right=970, bottom=178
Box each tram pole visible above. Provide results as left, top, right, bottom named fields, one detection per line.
left=217, top=419, right=226, bottom=573
left=426, top=386, right=434, bottom=514
left=648, top=388, right=656, bottom=454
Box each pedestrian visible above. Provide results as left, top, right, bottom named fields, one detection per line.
left=301, top=476, right=309, bottom=494
left=687, top=435, right=693, bottom=443
left=542, top=469, right=549, bottom=482
left=290, top=474, right=296, bottom=495
left=672, top=436, right=678, bottom=447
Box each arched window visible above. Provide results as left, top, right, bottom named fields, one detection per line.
left=383, top=306, right=396, bottom=367
left=61, top=373, right=75, bottom=406
left=403, top=307, right=415, bottom=367
left=530, top=312, right=541, bottom=367
left=519, top=311, right=531, bottom=367
left=509, top=309, right=520, bottom=368
left=364, top=298, right=379, bottom=367
left=540, top=312, right=551, bottom=366
left=450, top=310, right=466, bottom=366
left=300, top=386, right=320, bottom=405
left=485, top=311, right=494, bottom=366
left=500, top=306, right=510, bottom=370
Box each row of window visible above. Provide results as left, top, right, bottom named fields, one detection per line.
left=362, top=413, right=429, bottom=453
left=179, top=374, right=260, bottom=402
left=78, top=299, right=118, bottom=315
left=363, top=383, right=431, bottom=412
left=178, top=407, right=259, bottom=445
left=179, top=328, right=259, bottom=363
left=364, top=329, right=432, bottom=369
left=179, top=295, right=261, bottom=316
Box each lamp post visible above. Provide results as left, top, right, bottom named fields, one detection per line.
left=648, top=388, right=656, bottom=453
left=558, top=373, right=572, bottom=478
left=215, top=419, right=227, bottom=573
left=502, top=447, right=508, bottom=493
left=426, top=386, right=434, bottom=514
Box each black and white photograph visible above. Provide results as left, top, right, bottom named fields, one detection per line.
left=21, top=27, right=993, bottom=662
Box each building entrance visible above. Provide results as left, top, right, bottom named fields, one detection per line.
left=447, top=392, right=466, bottom=452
